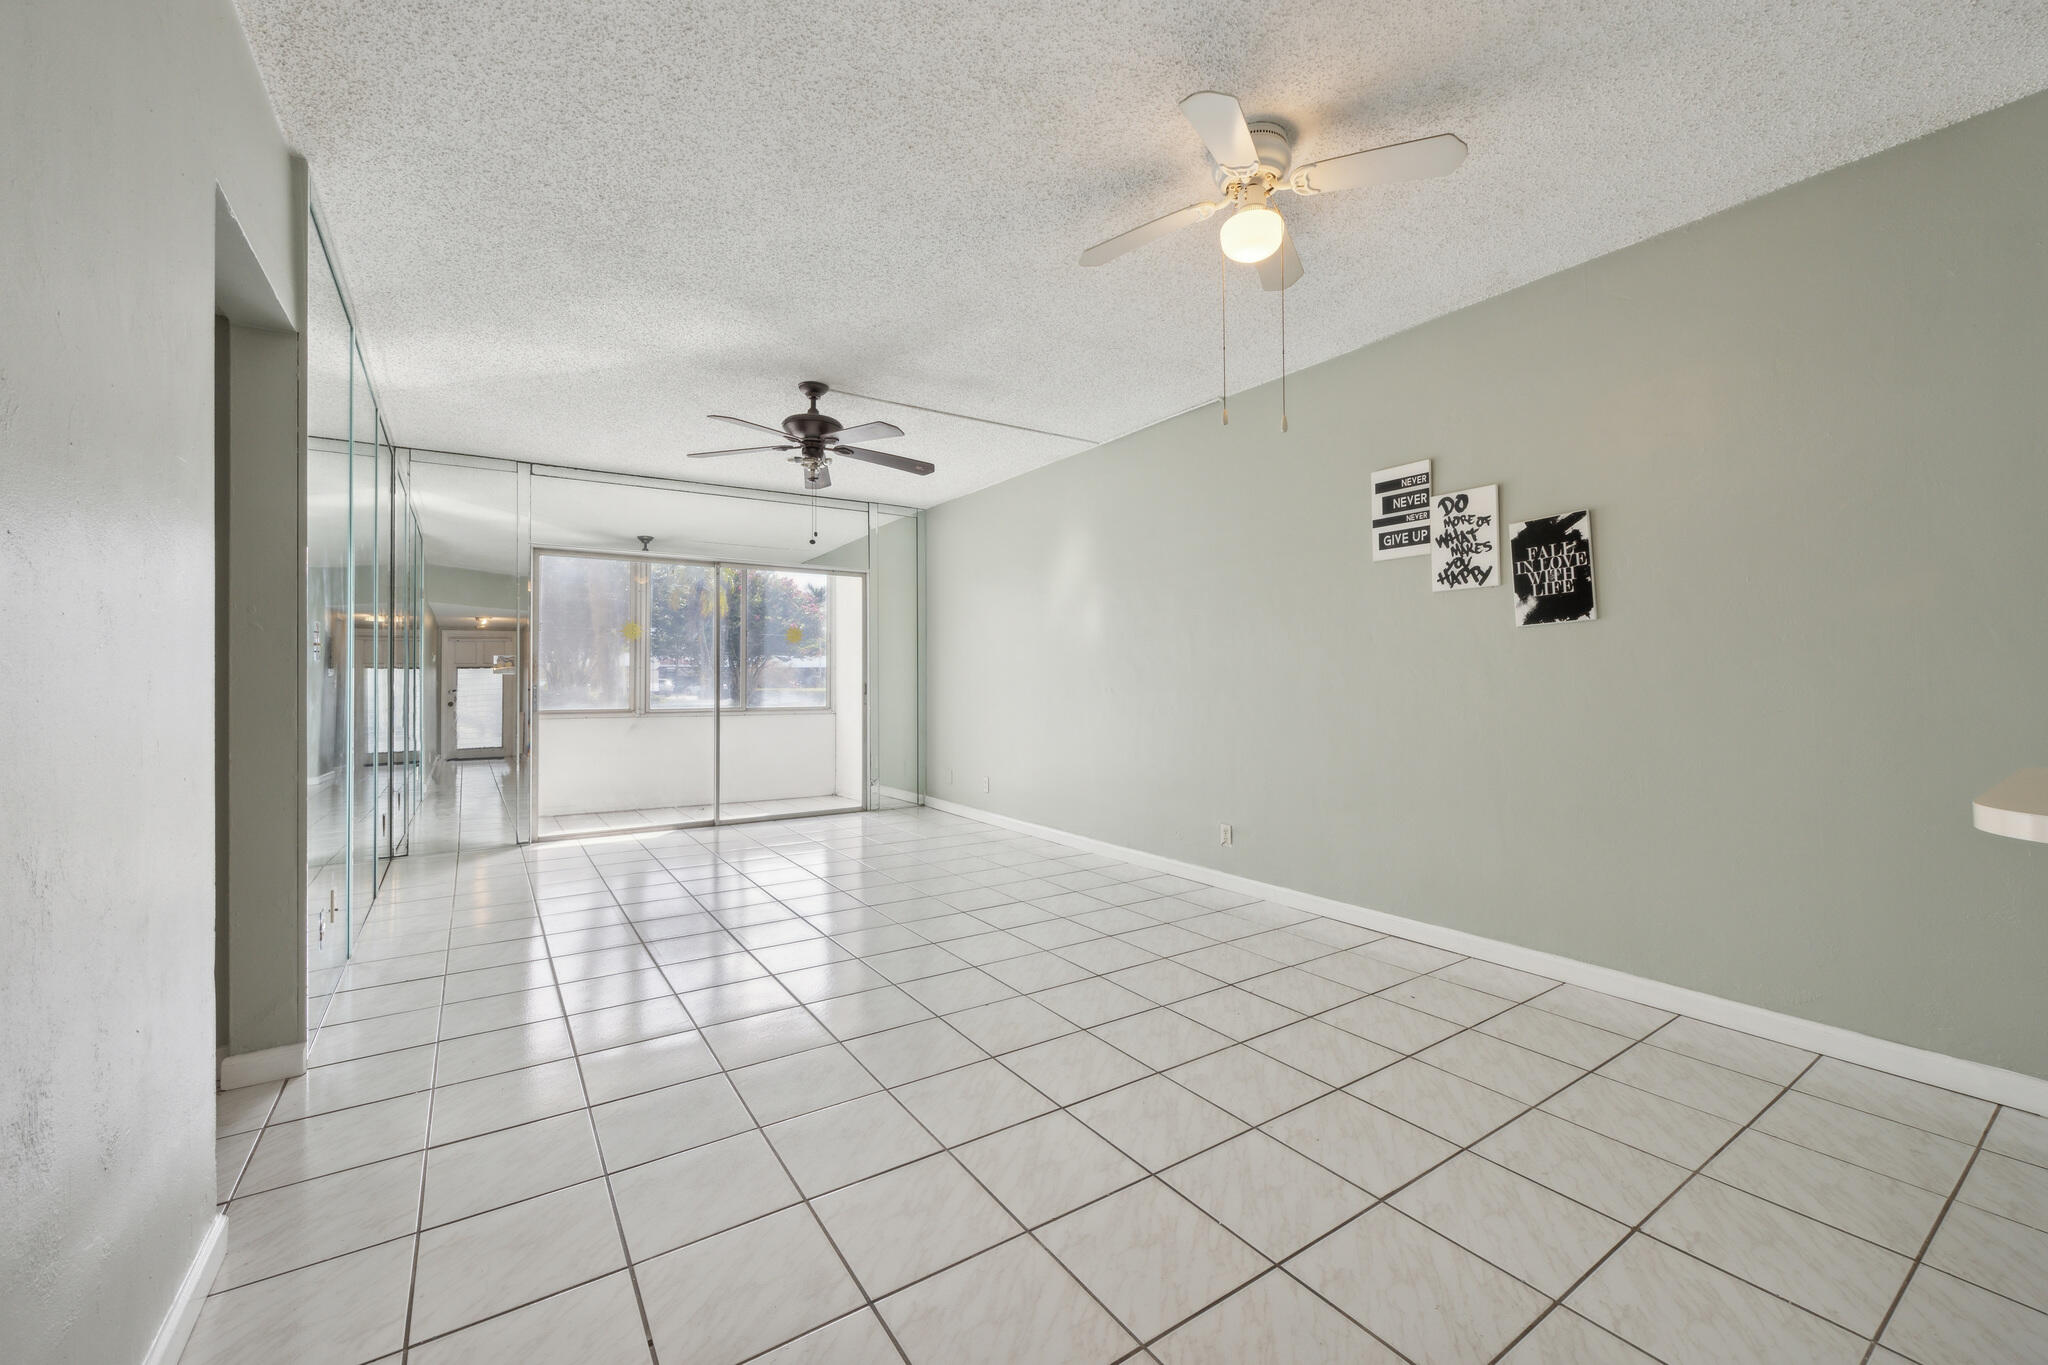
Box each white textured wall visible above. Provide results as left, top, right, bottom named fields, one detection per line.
left=0, top=1, right=297, bottom=1360
left=538, top=711, right=842, bottom=813
left=925, top=92, right=2048, bottom=1081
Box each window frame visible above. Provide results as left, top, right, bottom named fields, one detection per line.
left=532, top=547, right=841, bottom=719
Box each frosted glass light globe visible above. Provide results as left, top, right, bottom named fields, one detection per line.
left=1219, top=205, right=1284, bottom=263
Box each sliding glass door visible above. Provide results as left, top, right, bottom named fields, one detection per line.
left=716, top=565, right=864, bottom=822
left=532, top=547, right=863, bottom=835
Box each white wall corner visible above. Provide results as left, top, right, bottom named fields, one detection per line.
left=218, top=1040, right=305, bottom=1090
left=924, top=796, right=2048, bottom=1116
left=140, top=1212, right=227, bottom=1365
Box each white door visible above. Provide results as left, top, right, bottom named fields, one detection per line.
left=442, top=631, right=517, bottom=760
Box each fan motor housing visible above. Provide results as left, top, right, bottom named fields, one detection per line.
left=1214, top=120, right=1294, bottom=191
left=1248, top=122, right=1293, bottom=178
left=783, top=379, right=843, bottom=442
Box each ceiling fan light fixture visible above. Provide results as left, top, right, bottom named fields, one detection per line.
left=1219, top=203, right=1284, bottom=263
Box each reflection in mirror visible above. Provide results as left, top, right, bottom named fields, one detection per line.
left=407, top=454, right=526, bottom=852
left=306, top=205, right=432, bottom=1035
left=866, top=510, right=922, bottom=809
left=349, top=341, right=380, bottom=935
left=305, top=214, right=354, bottom=1021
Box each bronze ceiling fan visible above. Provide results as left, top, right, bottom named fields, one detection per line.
left=686, top=381, right=936, bottom=491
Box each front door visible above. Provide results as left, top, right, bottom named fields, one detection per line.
left=442, top=631, right=516, bottom=760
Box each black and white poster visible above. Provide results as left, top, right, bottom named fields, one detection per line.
left=1370, top=459, right=1432, bottom=560
left=1430, top=484, right=1499, bottom=591
left=1511, top=510, right=1597, bottom=625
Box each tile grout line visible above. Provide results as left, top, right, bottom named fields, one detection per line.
left=211, top=965, right=1587, bottom=1319
left=391, top=765, right=468, bottom=1364
left=672, top=819, right=1259, bottom=1352
left=562, top=828, right=917, bottom=1365
left=247, top=923, right=1716, bottom=1264
left=224, top=777, right=2037, bottom=1362
left=657, top=863, right=1534, bottom=1362
left=1854, top=1102, right=2001, bottom=1365
left=269, top=944, right=1948, bottom=1274
left=255, top=873, right=1719, bottom=1257
left=1222, top=985, right=1672, bottom=1364
left=520, top=843, right=666, bottom=1365
left=597, top=818, right=1268, bottom=1360
left=1479, top=1051, right=1826, bottom=1364
left=530, top=806, right=2039, bottom=1349
left=318, top=886, right=1949, bottom=1237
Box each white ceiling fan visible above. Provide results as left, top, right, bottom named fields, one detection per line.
left=1080, top=92, right=1467, bottom=290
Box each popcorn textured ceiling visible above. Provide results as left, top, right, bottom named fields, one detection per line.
left=239, top=0, right=2048, bottom=509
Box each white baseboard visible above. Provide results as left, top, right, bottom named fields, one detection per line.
left=924, top=796, right=2048, bottom=1116
left=875, top=785, right=922, bottom=806
left=141, top=1212, right=227, bottom=1365
left=218, top=1041, right=305, bottom=1090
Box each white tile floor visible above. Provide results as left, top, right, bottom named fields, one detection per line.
left=207, top=765, right=2048, bottom=1364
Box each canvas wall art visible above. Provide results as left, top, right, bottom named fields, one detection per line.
left=1511, top=510, right=1597, bottom=624
left=1430, top=484, right=1499, bottom=590
left=1371, top=459, right=1432, bottom=560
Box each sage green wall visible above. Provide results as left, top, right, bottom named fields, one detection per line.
left=220, top=321, right=309, bottom=1060
left=925, top=91, right=2048, bottom=1079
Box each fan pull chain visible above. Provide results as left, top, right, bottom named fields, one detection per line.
left=1280, top=254, right=1289, bottom=433
left=1219, top=248, right=1229, bottom=425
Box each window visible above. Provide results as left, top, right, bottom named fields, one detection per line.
left=741, top=569, right=831, bottom=708
left=537, top=553, right=838, bottom=715
left=648, top=561, right=718, bottom=710
left=536, top=554, right=633, bottom=711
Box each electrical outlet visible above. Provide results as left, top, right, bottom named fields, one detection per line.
left=981, top=776, right=990, bottom=793
left=1220, top=823, right=1232, bottom=846
left=946, top=768, right=954, bottom=786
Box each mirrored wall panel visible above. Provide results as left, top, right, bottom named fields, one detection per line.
left=865, top=508, right=922, bottom=809
left=407, top=454, right=527, bottom=851
left=304, top=203, right=427, bottom=1029
left=310, top=404, right=923, bottom=890
left=305, top=213, right=353, bottom=1015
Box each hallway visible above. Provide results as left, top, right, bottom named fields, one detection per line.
left=204, top=771, right=2047, bottom=1364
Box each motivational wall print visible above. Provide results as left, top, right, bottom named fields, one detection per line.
left=1371, top=459, right=1432, bottom=560
left=1511, top=510, right=1598, bottom=625
left=1430, top=484, right=1499, bottom=591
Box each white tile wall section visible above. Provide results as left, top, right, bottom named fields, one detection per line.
left=202, top=762, right=2048, bottom=1364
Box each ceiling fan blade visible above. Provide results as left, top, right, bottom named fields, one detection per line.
left=805, top=464, right=832, bottom=491
left=685, top=444, right=792, bottom=458
left=1179, top=91, right=1259, bottom=172
left=708, top=413, right=793, bottom=440
left=1079, top=201, right=1220, bottom=267
left=836, top=445, right=936, bottom=476
left=1255, top=228, right=1303, bottom=292
left=1288, top=133, right=1467, bottom=196
left=830, top=421, right=905, bottom=445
